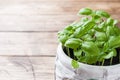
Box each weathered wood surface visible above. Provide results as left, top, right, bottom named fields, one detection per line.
left=0, top=56, right=55, bottom=80
left=0, top=1, right=120, bottom=55
left=0, top=0, right=120, bottom=80
left=0, top=2, right=120, bottom=32
left=0, top=32, right=57, bottom=55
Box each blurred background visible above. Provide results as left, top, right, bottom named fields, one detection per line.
left=0, top=0, right=120, bottom=80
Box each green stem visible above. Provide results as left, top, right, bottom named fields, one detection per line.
left=110, top=57, right=113, bottom=65
left=67, top=47, right=70, bottom=57
left=102, top=60, right=105, bottom=66
left=119, top=52, right=120, bottom=63
left=98, top=62, right=100, bottom=66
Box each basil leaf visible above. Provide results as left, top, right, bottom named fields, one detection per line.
left=95, top=31, right=107, bottom=41
left=58, top=35, right=69, bottom=44
left=106, top=26, right=115, bottom=37
left=93, top=15, right=101, bottom=23
left=82, top=41, right=100, bottom=55
left=74, top=49, right=82, bottom=57
left=81, top=34, right=94, bottom=41
left=114, top=26, right=120, bottom=35
left=113, top=20, right=118, bottom=26
left=71, top=60, right=79, bottom=69
left=95, top=41, right=104, bottom=47
left=103, top=42, right=109, bottom=52
left=81, top=17, right=89, bottom=22
left=96, top=10, right=110, bottom=18
left=85, top=55, right=98, bottom=64
left=74, top=20, right=95, bottom=38
left=78, top=56, right=86, bottom=63
left=107, top=18, right=114, bottom=26
left=109, top=36, right=120, bottom=48
left=65, top=38, right=82, bottom=49
left=103, top=49, right=117, bottom=59
left=65, top=26, right=73, bottom=30
left=79, top=8, right=92, bottom=15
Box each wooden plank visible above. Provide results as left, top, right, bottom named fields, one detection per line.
left=0, top=0, right=119, bottom=4
left=0, top=2, right=120, bottom=15
left=0, top=56, right=55, bottom=80
left=0, top=2, right=120, bottom=31
left=0, top=32, right=58, bottom=56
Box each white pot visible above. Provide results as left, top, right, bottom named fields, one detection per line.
left=55, top=44, right=120, bottom=80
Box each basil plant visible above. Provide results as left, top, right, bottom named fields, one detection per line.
left=58, top=8, right=120, bottom=68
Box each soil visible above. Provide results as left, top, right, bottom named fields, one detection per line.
left=63, top=47, right=120, bottom=66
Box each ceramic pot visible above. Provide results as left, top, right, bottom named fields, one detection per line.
left=55, top=44, right=120, bottom=80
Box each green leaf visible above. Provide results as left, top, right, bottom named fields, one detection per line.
left=103, top=49, right=117, bottom=59
left=113, top=20, right=118, bottom=26
left=78, top=56, right=86, bottom=63
left=88, top=29, right=95, bottom=37
left=95, top=41, right=104, bottom=47
left=97, top=22, right=106, bottom=31
left=74, top=49, right=82, bottom=57
left=65, top=38, right=82, bottom=49
left=78, top=8, right=92, bottom=15
left=106, top=26, right=116, bottom=37
left=81, top=17, right=89, bottom=22
left=74, top=20, right=95, bottom=38
left=103, top=42, right=109, bottom=52
left=96, top=10, right=110, bottom=18
left=58, top=35, right=69, bottom=44
left=93, top=15, right=101, bottom=23
left=82, top=41, right=100, bottom=55
left=71, top=60, right=79, bottom=69
left=85, top=55, right=98, bottom=64
left=109, top=36, right=120, bottom=48
left=107, top=18, right=114, bottom=26
left=114, top=26, right=120, bottom=35
left=65, top=25, right=73, bottom=30
left=81, top=34, right=94, bottom=41
left=95, top=31, right=107, bottom=41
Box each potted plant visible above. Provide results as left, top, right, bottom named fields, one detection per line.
left=56, top=8, right=120, bottom=80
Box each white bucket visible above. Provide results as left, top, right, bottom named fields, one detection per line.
left=55, top=44, right=120, bottom=80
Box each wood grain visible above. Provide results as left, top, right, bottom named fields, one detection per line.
left=0, top=32, right=57, bottom=55
left=0, top=56, right=55, bottom=80
left=0, top=0, right=120, bottom=80
left=0, top=2, right=120, bottom=31
left=0, top=0, right=120, bottom=4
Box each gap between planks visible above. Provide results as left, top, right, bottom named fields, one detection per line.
left=0, top=32, right=58, bottom=56
left=0, top=56, right=55, bottom=80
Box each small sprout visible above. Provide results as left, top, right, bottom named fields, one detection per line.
left=72, top=60, right=79, bottom=69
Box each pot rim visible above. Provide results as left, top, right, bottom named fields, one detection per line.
left=57, top=43, right=120, bottom=68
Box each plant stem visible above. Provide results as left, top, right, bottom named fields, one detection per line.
left=110, top=57, right=113, bottom=65
left=67, top=47, right=70, bottom=57
left=102, top=60, right=105, bottom=66
left=119, top=52, right=120, bottom=63
left=98, top=62, right=100, bottom=66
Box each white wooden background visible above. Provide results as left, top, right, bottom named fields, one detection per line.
left=0, top=0, right=120, bottom=80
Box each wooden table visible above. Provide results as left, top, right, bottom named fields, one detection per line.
left=0, top=0, right=120, bottom=80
